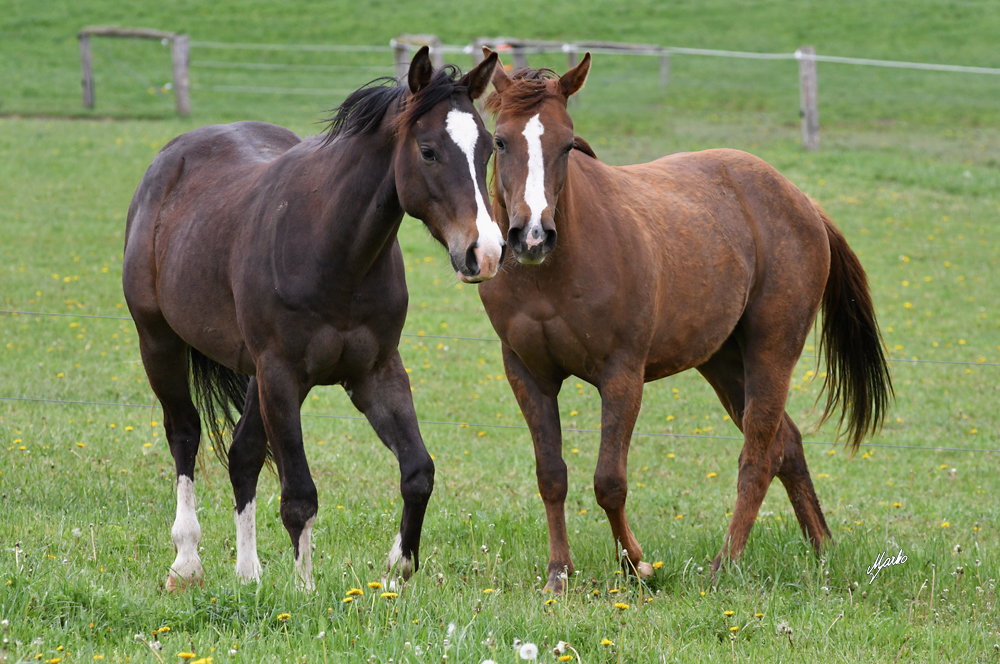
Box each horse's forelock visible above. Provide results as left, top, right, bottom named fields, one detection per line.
left=483, top=67, right=561, bottom=118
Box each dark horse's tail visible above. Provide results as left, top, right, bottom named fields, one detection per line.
left=815, top=207, right=894, bottom=453
left=189, top=348, right=251, bottom=468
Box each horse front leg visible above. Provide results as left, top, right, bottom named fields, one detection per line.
left=346, top=350, right=434, bottom=588
left=501, top=346, right=571, bottom=593
left=254, top=358, right=317, bottom=589
left=594, top=363, right=652, bottom=579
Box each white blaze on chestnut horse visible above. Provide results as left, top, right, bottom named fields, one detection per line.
left=479, top=48, right=892, bottom=592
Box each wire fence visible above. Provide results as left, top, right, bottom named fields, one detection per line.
left=2, top=310, right=997, bottom=367
left=2, top=309, right=997, bottom=455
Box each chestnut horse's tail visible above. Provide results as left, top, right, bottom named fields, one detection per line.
left=189, top=348, right=251, bottom=468
left=815, top=207, right=893, bottom=453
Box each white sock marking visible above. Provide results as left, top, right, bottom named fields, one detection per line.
left=169, top=475, right=203, bottom=586
left=445, top=109, right=504, bottom=269
left=234, top=498, right=262, bottom=582
left=294, top=516, right=316, bottom=591
left=521, top=113, right=547, bottom=249
left=387, top=532, right=403, bottom=569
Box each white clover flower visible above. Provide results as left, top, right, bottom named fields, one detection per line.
left=519, top=642, right=539, bottom=660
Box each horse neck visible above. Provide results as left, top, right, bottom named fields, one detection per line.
left=311, top=130, right=404, bottom=274
left=548, top=152, right=607, bottom=262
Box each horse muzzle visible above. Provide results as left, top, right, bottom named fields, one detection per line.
left=507, top=220, right=557, bottom=265
left=453, top=238, right=506, bottom=283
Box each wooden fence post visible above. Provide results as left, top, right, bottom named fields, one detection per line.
left=171, top=34, right=190, bottom=117
left=659, top=50, right=670, bottom=90
left=797, top=45, right=819, bottom=151
left=512, top=45, right=527, bottom=70
left=79, top=33, right=94, bottom=108
left=393, top=41, right=410, bottom=80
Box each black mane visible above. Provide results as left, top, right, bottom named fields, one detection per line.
left=322, top=65, right=471, bottom=145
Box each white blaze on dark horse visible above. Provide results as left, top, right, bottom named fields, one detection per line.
left=122, top=47, right=501, bottom=591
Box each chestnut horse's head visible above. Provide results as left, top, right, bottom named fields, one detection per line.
left=483, top=48, right=591, bottom=265
left=394, top=47, right=504, bottom=283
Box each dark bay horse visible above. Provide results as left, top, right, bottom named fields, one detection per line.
left=478, top=49, right=892, bottom=592
left=123, top=47, right=502, bottom=591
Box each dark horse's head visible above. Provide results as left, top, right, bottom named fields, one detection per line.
left=483, top=48, right=592, bottom=265
left=324, top=47, right=504, bottom=282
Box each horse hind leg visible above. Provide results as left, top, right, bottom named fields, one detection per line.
left=774, top=414, right=831, bottom=552
left=698, top=336, right=816, bottom=570
left=135, top=319, right=204, bottom=591
left=229, top=376, right=268, bottom=582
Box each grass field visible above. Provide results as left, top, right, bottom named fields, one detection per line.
left=2, top=1, right=1000, bottom=662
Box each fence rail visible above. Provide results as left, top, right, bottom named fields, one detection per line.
left=78, top=29, right=1000, bottom=147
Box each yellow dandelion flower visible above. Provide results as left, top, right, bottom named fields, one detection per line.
left=158, top=626, right=171, bottom=633
left=342, top=597, right=353, bottom=603
left=48, top=659, right=62, bottom=664
left=380, top=592, right=398, bottom=598
left=277, top=613, right=290, bottom=622
left=367, top=581, right=383, bottom=589
left=592, top=589, right=600, bottom=596
left=94, top=657, right=105, bottom=661
left=941, top=521, right=950, bottom=528
left=608, top=588, right=620, bottom=594
left=177, top=654, right=196, bottom=660
left=724, top=610, right=735, bottom=616
left=545, top=598, right=557, bottom=605
left=346, top=588, right=363, bottom=596
left=893, top=503, right=902, bottom=508
left=559, top=656, right=573, bottom=662
left=613, top=602, right=629, bottom=610
left=652, top=561, right=663, bottom=569
left=754, top=613, right=764, bottom=618
left=600, top=638, right=614, bottom=646
left=730, top=626, right=739, bottom=632
left=706, top=472, right=718, bottom=478
left=483, top=588, right=494, bottom=594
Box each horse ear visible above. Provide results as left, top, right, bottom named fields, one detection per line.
left=408, top=46, right=435, bottom=93
left=559, top=52, right=591, bottom=98
left=461, top=51, right=498, bottom=101
left=486, top=47, right=512, bottom=93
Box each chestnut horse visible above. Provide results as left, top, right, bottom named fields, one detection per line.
left=479, top=50, right=892, bottom=592
left=123, top=47, right=502, bottom=590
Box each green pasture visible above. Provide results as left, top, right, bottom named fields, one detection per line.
left=2, top=1, right=1000, bottom=662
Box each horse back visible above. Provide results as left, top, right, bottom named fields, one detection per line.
left=123, top=122, right=302, bottom=367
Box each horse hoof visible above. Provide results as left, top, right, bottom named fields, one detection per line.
left=543, top=576, right=566, bottom=594
left=165, top=573, right=203, bottom=593
left=636, top=561, right=654, bottom=578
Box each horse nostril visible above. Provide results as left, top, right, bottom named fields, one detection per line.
left=507, top=226, right=524, bottom=251
left=498, top=242, right=508, bottom=267
left=464, top=242, right=479, bottom=276
left=543, top=228, right=558, bottom=253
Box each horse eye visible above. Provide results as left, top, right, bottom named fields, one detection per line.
left=494, top=137, right=505, bottom=151
left=420, top=147, right=436, bottom=162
